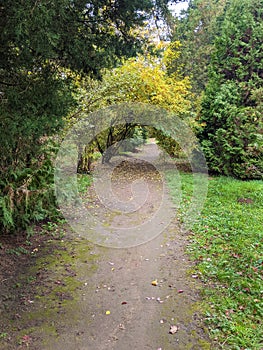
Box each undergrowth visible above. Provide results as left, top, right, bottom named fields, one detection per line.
left=77, top=173, right=92, bottom=193
left=166, top=172, right=263, bottom=350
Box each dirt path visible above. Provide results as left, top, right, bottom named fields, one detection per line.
left=0, top=142, right=211, bottom=349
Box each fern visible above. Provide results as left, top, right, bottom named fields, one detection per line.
left=0, top=196, right=14, bottom=229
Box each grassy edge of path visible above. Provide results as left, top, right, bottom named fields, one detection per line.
left=166, top=172, right=263, bottom=350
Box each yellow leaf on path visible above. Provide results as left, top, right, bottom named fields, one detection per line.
left=151, top=279, right=158, bottom=286
left=106, top=310, right=111, bottom=315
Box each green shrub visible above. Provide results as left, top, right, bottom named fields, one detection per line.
left=0, top=144, right=59, bottom=234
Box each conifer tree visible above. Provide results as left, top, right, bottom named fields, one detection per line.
left=198, top=0, right=263, bottom=179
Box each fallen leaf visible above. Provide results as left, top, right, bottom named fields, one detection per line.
left=21, top=335, right=32, bottom=344
left=178, top=290, right=184, bottom=294
left=121, top=301, right=127, bottom=305
left=152, top=279, right=158, bottom=286
left=22, top=335, right=31, bottom=341
left=169, top=325, right=178, bottom=334
left=105, top=310, right=111, bottom=315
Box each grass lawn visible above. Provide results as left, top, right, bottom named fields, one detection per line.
left=166, top=172, right=263, bottom=350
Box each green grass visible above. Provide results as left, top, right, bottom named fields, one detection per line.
left=166, top=172, right=263, bottom=350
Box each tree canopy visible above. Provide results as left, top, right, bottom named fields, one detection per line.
left=69, top=48, right=192, bottom=166
left=170, top=0, right=227, bottom=93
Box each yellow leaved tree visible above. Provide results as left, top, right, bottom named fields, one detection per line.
left=66, top=44, right=193, bottom=168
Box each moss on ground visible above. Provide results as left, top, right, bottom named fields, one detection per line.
left=0, top=233, right=100, bottom=349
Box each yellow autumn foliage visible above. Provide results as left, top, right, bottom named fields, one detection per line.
left=65, top=44, right=193, bottom=132
left=100, top=52, right=192, bottom=115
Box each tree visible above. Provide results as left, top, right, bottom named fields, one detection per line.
left=170, top=0, right=227, bottom=94
left=0, top=0, right=183, bottom=232
left=198, top=0, right=263, bottom=179
left=70, top=50, right=192, bottom=166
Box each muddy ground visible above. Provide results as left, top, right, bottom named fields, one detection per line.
left=0, top=142, right=212, bottom=349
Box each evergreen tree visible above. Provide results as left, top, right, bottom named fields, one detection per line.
left=198, top=0, right=263, bottom=179
left=171, top=0, right=227, bottom=93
